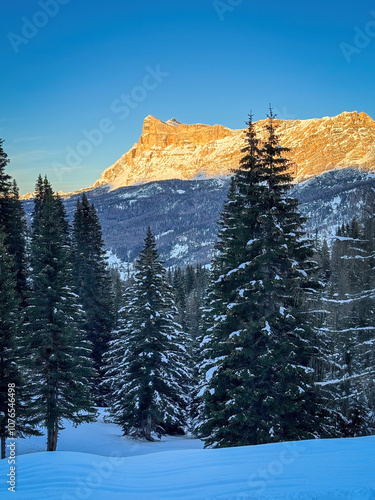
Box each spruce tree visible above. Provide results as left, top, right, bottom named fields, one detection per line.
left=0, top=143, right=41, bottom=457
left=0, top=229, right=22, bottom=459
left=307, top=238, right=343, bottom=437
left=27, top=177, right=97, bottom=451
left=103, top=228, right=189, bottom=440
left=0, top=139, right=11, bottom=222
left=0, top=228, right=41, bottom=458
left=199, top=110, right=322, bottom=447
left=173, top=267, right=187, bottom=332
left=182, top=265, right=210, bottom=428
left=7, top=180, right=28, bottom=303
left=323, top=219, right=375, bottom=436
left=72, top=194, right=115, bottom=400
left=109, top=267, right=124, bottom=327
left=0, top=141, right=28, bottom=303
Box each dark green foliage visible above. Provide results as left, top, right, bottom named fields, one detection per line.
left=198, top=111, right=323, bottom=448
left=0, top=139, right=11, bottom=203
left=173, top=267, right=187, bottom=331
left=72, top=194, right=115, bottom=401
left=0, top=141, right=28, bottom=303
left=0, top=142, right=40, bottom=459
left=316, top=239, right=331, bottom=283
left=7, top=181, right=28, bottom=302
left=0, top=228, right=20, bottom=459
left=103, top=228, right=190, bottom=440
left=109, top=267, right=124, bottom=327
left=170, top=264, right=211, bottom=428
left=321, top=217, right=375, bottom=436
left=0, top=227, right=41, bottom=459
left=27, top=178, right=97, bottom=451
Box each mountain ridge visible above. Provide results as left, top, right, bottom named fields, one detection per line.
left=92, top=111, right=375, bottom=190
left=19, top=110, right=375, bottom=200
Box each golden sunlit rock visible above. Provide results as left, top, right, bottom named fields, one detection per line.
left=92, top=111, right=375, bottom=190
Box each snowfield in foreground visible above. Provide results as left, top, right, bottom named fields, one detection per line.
left=1, top=410, right=374, bottom=499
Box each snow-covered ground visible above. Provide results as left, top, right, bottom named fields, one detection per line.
left=16, top=409, right=203, bottom=458
left=1, top=409, right=374, bottom=499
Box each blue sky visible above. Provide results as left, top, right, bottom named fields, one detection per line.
left=1, top=0, right=374, bottom=194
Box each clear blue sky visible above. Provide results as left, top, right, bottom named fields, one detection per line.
left=1, top=0, right=374, bottom=194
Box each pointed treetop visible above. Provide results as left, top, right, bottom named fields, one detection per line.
left=81, top=192, right=89, bottom=205
left=11, top=179, right=20, bottom=198
left=35, top=174, right=43, bottom=192
left=0, top=138, right=12, bottom=196
left=34, top=174, right=54, bottom=200
left=265, top=104, right=278, bottom=136
left=0, top=138, right=10, bottom=169
left=43, top=176, right=54, bottom=197
left=268, top=103, right=277, bottom=119
left=143, top=226, right=157, bottom=249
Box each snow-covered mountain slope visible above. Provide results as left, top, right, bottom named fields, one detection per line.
left=23, top=167, right=375, bottom=270
left=294, top=167, right=375, bottom=240
left=24, top=177, right=231, bottom=270
left=92, top=111, right=375, bottom=190
left=2, top=409, right=374, bottom=499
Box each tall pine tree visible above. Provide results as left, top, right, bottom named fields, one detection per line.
left=0, top=229, right=22, bottom=459
left=0, top=141, right=28, bottom=304
left=198, top=110, right=323, bottom=447
left=0, top=141, right=40, bottom=458
left=103, top=228, right=190, bottom=440
left=7, top=180, right=28, bottom=303
left=0, top=139, right=11, bottom=224
left=0, top=227, right=41, bottom=459
left=72, top=193, right=115, bottom=401
left=26, top=177, right=97, bottom=451
left=321, top=219, right=375, bottom=436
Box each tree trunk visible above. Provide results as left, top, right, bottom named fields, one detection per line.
left=47, top=423, right=58, bottom=451
left=144, top=414, right=152, bottom=441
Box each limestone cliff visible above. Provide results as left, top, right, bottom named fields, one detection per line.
left=92, top=111, right=375, bottom=189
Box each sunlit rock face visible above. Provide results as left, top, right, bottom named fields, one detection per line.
left=92, top=111, right=375, bottom=189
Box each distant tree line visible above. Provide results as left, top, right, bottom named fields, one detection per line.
left=1, top=109, right=374, bottom=454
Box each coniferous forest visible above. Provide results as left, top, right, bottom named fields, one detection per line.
left=0, top=111, right=375, bottom=458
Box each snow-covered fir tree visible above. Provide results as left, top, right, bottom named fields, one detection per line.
left=72, top=193, right=115, bottom=401
left=26, top=177, right=97, bottom=451
left=103, top=228, right=190, bottom=440
left=0, top=228, right=20, bottom=459
left=0, top=228, right=41, bottom=458
left=319, top=218, right=375, bottom=436
left=174, top=265, right=210, bottom=431
left=0, top=143, right=41, bottom=459
left=305, top=238, right=343, bottom=438
left=198, top=110, right=323, bottom=448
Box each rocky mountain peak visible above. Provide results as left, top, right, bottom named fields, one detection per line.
left=165, top=118, right=181, bottom=126
left=92, top=111, right=375, bottom=191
